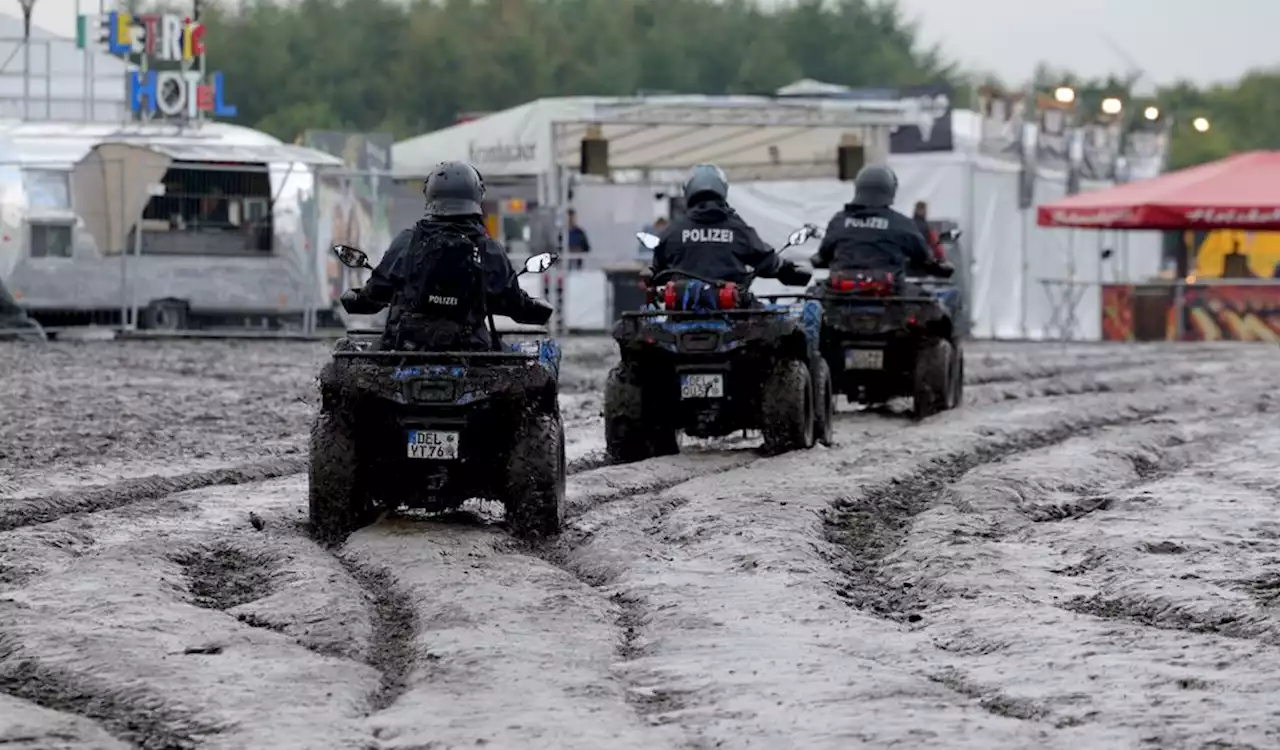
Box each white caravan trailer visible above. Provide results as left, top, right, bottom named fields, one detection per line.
left=0, top=119, right=357, bottom=331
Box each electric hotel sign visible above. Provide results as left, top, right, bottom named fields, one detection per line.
left=77, top=10, right=237, bottom=120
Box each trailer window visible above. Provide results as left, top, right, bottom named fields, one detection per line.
left=24, top=169, right=71, bottom=210
left=30, top=222, right=73, bottom=258
left=139, top=161, right=274, bottom=255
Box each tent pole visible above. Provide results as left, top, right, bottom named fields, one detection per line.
left=1019, top=207, right=1029, bottom=339
left=963, top=158, right=976, bottom=338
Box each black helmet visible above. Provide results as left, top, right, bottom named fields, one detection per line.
left=683, top=163, right=728, bottom=204
left=423, top=161, right=485, bottom=217
left=853, top=164, right=898, bottom=208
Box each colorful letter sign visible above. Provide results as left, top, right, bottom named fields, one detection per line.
left=129, top=71, right=237, bottom=118
left=77, top=11, right=234, bottom=120
left=100, top=11, right=204, bottom=61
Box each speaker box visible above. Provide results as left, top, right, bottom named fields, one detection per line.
left=580, top=138, right=609, bottom=175
left=837, top=144, right=866, bottom=181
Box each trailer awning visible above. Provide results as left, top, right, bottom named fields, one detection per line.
left=137, top=142, right=346, bottom=166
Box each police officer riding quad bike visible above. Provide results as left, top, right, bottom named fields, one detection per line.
left=604, top=223, right=832, bottom=461
left=310, top=162, right=565, bottom=541
left=810, top=164, right=964, bottom=420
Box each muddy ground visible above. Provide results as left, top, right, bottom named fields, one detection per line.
left=0, top=337, right=1277, bottom=749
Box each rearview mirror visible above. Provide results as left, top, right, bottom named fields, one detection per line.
left=787, top=224, right=820, bottom=246
left=332, top=244, right=370, bottom=269
left=522, top=252, right=558, bottom=274
left=635, top=231, right=660, bottom=250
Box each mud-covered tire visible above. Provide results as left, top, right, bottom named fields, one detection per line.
left=761, top=359, right=814, bottom=454
left=604, top=361, right=677, bottom=463
left=505, top=411, right=566, bottom=539
left=810, top=356, right=834, bottom=446
left=912, top=338, right=953, bottom=420
left=308, top=411, right=377, bottom=542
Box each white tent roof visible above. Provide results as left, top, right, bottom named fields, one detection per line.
left=392, top=94, right=927, bottom=181
left=0, top=119, right=344, bottom=168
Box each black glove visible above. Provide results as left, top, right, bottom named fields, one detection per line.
left=777, top=261, right=812, bottom=286
left=340, top=288, right=384, bottom=315
left=516, top=298, right=554, bottom=325
left=808, top=252, right=828, bottom=270
left=931, top=261, right=955, bottom=279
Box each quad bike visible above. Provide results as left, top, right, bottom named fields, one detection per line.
left=309, top=244, right=565, bottom=541
left=603, top=225, right=833, bottom=462
left=811, top=229, right=965, bottom=420
left=0, top=316, right=47, bottom=342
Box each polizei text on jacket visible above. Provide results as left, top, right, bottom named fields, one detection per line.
left=681, top=228, right=736, bottom=243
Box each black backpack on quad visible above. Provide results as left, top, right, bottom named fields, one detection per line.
left=309, top=245, right=565, bottom=541
left=813, top=259, right=965, bottom=420
left=603, top=225, right=833, bottom=462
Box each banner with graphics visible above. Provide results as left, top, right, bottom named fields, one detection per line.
left=1101, top=284, right=1136, bottom=341
left=888, top=84, right=954, bottom=154
left=1102, top=282, right=1280, bottom=342
left=1190, top=230, right=1280, bottom=280
left=1183, top=285, right=1280, bottom=342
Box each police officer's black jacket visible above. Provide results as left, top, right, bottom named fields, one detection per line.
left=651, top=199, right=782, bottom=285
left=347, top=216, right=551, bottom=348
left=815, top=203, right=934, bottom=277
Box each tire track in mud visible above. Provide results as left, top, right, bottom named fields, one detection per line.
left=826, top=405, right=1171, bottom=621
left=335, top=450, right=769, bottom=749
left=1042, top=411, right=1280, bottom=648
left=330, top=555, right=418, bottom=713
left=827, top=374, right=1270, bottom=625
left=0, top=458, right=306, bottom=532
left=961, top=349, right=1208, bottom=386
left=0, top=477, right=385, bottom=749
left=0, top=643, right=228, bottom=750
left=865, top=398, right=1280, bottom=745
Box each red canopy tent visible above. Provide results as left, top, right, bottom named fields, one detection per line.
left=1037, top=150, right=1280, bottom=230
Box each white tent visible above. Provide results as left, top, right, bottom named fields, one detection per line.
left=392, top=94, right=931, bottom=182
left=0, top=13, right=130, bottom=121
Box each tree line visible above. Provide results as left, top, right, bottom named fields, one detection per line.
left=188, top=0, right=1276, bottom=169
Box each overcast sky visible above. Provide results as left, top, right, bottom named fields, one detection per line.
left=15, top=0, right=1277, bottom=87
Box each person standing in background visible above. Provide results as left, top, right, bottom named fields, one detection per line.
left=566, top=208, right=590, bottom=269
left=912, top=201, right=947, bottom=262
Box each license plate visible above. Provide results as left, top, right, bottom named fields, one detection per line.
left=845, top=349, right=884, bottom=370
left=406, top=430, right=459, bottom=460
left=680, top=373, right=724, bottom=399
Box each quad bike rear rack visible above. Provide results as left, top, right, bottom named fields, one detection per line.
left=818, top=292, right=940, bottom=304
left=336, top=328, right=544, bottom=361
left=334, top=350, right=538, bottom=361
left=621, top=294, right=823, bottom=320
